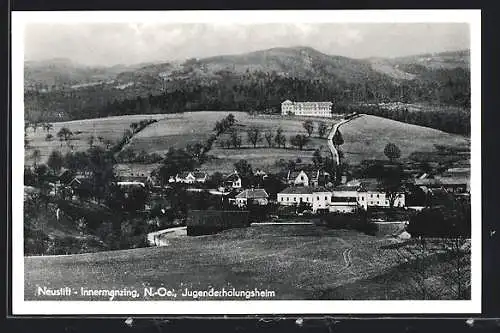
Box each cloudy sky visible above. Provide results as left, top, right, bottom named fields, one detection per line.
left=24, top=23, right=470, bottom=66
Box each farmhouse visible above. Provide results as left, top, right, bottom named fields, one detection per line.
left=172, top=171, right=208, bottom=184
left=281, top=100, right=333, bottom=118
left=286, top=170, right=331, bottom=187
left=357, top=179, right=406, bottom=208
left=224, top=172, right=242, bottom=189
left=332, top=179, right=406, bottom=209
left=277, top=187, right=332, bottom=213
left=414, top=177, right=469, bottom=194
left=233, top=189, right=269, bottom=207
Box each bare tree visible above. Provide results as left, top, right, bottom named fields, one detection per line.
left=303, top=120, right=314, bottom=137
left=274, top=127, right=286, bottom=148
left=229, top=129, right=242, bottom=149
left=317, top=121, right=329, bottom=138
left=264, top=130, right=274, bottom=148
left=246, top=127, right=262, bottom=148
left=290, top=134, right=309, bottom=150
left=31, top=149, right=41, bottom=168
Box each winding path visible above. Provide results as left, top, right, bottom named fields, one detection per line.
left=327, top=114, right=363, bottom=166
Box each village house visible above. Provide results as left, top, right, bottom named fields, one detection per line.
left=414, top=177, right=469, bottom=194
left=286, top=170, right=331, bottom=187
left=281, top=100, right=333, bottom=118
left=224, top=172, right=242, bottom=189
left=348, top=179, right=406, bottom=208
left=170, top=171, right=208, bottom=184
left=277, top=187, right=332, bottom=213
left=233, top=189, right=269, bottom=207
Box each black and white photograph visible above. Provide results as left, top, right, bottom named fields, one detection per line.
left=11, top=10, right=481, bottom=315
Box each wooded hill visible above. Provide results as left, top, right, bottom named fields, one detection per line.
left=24, top=47, right=470, bottom=134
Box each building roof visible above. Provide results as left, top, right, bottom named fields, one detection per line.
left=193, top=172, right=207, bottom=179
left=279, top=186, right=329, bottom=195
left=176, top=172, right=193, bottom=179
left=333, top=185, right=360, bottom=192
left=117, top=181, right=146, bottom=187
left=235, top=189, right=269, bottom=199
left=225, top=173, right=241, bottom=181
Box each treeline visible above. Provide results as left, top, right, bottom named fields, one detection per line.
left=25, top=67, right=470, bottom=124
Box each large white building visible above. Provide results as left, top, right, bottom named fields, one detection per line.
left=277, top=179, right=406, bottom=214
left=281, top=100, right=333, bottom=118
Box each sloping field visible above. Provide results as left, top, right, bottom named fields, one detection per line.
left=340, top=115, right=470, bottom=164
left=129, top=111, right=339, bottom=172
left=25, top=225, right=429, bottom=301
left=25, top=114, right=168, bottom=165
left=127, top=111, right=245, bottom=154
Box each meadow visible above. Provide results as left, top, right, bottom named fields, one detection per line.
left=128, top=111, right=340, bottom=173
left=24, top=114, right=168, bottom=165
left=340, top=115, right=470, bottom=164
left=24, top=225, right=464, bottom=300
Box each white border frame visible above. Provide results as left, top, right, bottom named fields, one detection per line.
left=11, top=9, right=482, bottom=315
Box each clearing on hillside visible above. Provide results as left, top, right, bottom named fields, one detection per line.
left=25, top=114, right=167, bottom=165
left=340, top=115, right=470, bottom=164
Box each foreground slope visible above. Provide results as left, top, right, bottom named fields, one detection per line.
left=24, top=225, right=416, bottom=300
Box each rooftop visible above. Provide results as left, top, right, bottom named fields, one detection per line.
left=279, top=186, right=329, bottom=195
left=235, top=188, right=269, bottom=199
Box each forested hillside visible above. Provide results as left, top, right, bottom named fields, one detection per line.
left=24, top=47, right=470, bottom=134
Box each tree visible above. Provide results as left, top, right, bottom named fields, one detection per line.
left=312, top=149, right=323, bottom=168
left=157, top=148, right=197, bottom=184
left=130, top=122, right=139, bottom=133
left=234, top=160, right=253, bottom=186
left=384, top=143, right=402, bottom=162
left=290, top=134, right=309, bottom=150
left=303, top=120, right=314, bottom=137
left=207, top=172, right=224, bottom=188
left=88, top=135, right=95, bottom=148
left=378, top=164, right=405, bottom=208
left=45, top=133, right=53, bottom=141
left=47, top=150, right=64, bottom=174
left=57, top=127, right=73, bottom=143
left=274, top=127, right=286, bottom=148
left=226, top=113, right=235, bottom=127
left=264, top=130, right=274, bottom=148
left=246, top=126, right=262, bottom=148
left=317, top=121, right=328, bottom=138
left=43, top=123, right=53, bottom=133
left=31, top=149, right=41, bottom=167
left=229, top=129, right=242, bottom=149
left=332, top=129, right=344, bottom=147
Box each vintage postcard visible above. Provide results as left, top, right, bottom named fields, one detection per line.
left=11, top=10, right=481, bottom=315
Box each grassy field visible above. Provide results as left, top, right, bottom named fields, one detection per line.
left=24, top=224, right=462, bottom=301
left=25, top=114, right=168, bottom=165
left=128, top=111, right=339, bottom=173
left=340, top=115, right=470, bottom=164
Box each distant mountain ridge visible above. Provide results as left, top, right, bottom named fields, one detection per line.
left=23, top=46, right=470, bottom=124
left=24, top=46, right=470, bottom=89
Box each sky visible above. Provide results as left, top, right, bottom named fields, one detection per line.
left=24, top=23, right=470, bottom=66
